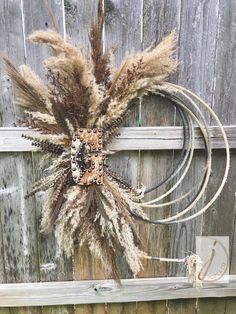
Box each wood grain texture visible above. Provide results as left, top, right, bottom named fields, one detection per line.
left=168, top=0, right=220, bottom=285
left=139, top=1, right=180, bottom=313
left=21, top=1, right=73, bottom=313
left=1, top=125, right=234, bottom=152
left=177, top=0, right=220, bottom=107
left=0, top=0, right=236, bottom=313
left=0, top=276, right=236, bottom=307
left=0, top=1, right=41, bottom=313
left=22, top=0, right=73, bottom=278
left=167, top=298, right=197, bottom=314
left=64, top=1, right=107, bottom=313
left=201, top=0, right=236, bottom=312
left=0, top=210, right=5, bottom=283
left=136, top=300, right=166, bottom=314
left=167, top=3, right=221, bottom=312
left=7, top=308, right=42, bottom=314
left=105, top=0, right=143, bottom=283
left=65, top=0, right=97, bottom=47
left=0, top=152, right=39, bottom=282
left=107, top=303, right=137, bottom=314
left=104, top=0, right=143, bottom=312
left=0, top=0, right=39, bottom=284
left=197, top=298, right=227, bottom=314
left=0, top=0, right=25, bottom=127
left=223, top=297, right=236, bottom=314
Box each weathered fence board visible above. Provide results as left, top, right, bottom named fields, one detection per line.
left=0, top=276, right=236, bottom=307
left=139, top=0, right=180, bottom=307
left=0, top=126, right=235, bottom=152
left=104, top=0, right=143, bottom=313
left=165, top=1, right=226, bottom=312
left=0, top=0, right=39, bottom=285
left=199, top=0, right=236, bottom=312
left=139, top=0, right=181, bottom=312
left=0, top=0, right=236, bottom=313
left=64, top=1, right=108, bottom=314
left=0, top=1, right=41, bottom=313
left=25, top=1, right=74, bottom=313
left=23, top=1, right=74, bottom=314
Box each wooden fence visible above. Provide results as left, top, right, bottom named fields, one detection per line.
left=0, top=0, right=236, bottom=313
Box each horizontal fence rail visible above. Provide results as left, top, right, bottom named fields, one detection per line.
left=0, top=276, right=236, bottom=307
left=0, top=126, right=236, bottom=152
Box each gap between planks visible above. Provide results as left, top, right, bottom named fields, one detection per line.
left=0, top=126, right=235, bottom=152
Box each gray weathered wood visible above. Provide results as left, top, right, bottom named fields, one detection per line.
left=105, top=1, right=143, bottom=312
left=104, top=0, right=143, bottom=281
left=0, top=2, right=41, bottom=313
left=65, top=0, right=97, bottom=48
left=22, top=1, right=74, bottom=313
left=0, top=125, right=234, bottom=152
left=64, top=2, right=108, bottom=313
left=199, top=0, right=236, bottom=312
left=0, top=0, right=236, bottom=313
left=168, top=0, right=220, bottom=287
left=0, top=276, right=236, bottom=307
left=140, top=2, right=181, bottom=312
left=0, top=0, right=40, bottom=285
left=22, top=0, right=73, bottom=279
left=0, top=211, right=5, bottom=283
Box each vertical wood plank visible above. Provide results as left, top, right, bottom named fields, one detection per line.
left=65, top=0, right=97, bottom=47
left=141, top=0, right=181, bottom=275
left=104, top=0, right=142, bottom=312
left=0, top=187, right=6, bottom=283
left=197, top=298, right=226, bottom=314
left=137, top=300, right=166, bottom=314
left=139, top=1, right=180, bottom=313
left=210, top=0, right=236, bottom=125
left=107, top=303, right=137, bottom=314
left=0, top=309, right=10, bottom=314
left=169, top=0, right=220, bottom=274
left=22, top=1, right=74, bottom=313
left=105, top=0, right=143, bottom=63
left=41, top=307, right=74, bottom=314
left=167, top=299, right=197, bottom=314
left=0, top=0, right=25, bottom=126
left=177, top=0, right=220, bottom=106
left=0, top=153, right=39, bottom=282
left=0, top=0, right=41, bottom=313
left=22, top=0, right=73, bottom=278
left=64, top=1, right=107, bottom=313
left=0, top=0, right=39, bottom=284
left=224, top=297, right=236, bottom=314
left=199, top=0, right=236, bottom=311
left=8, top=309, right=42, bottom=314
left=168, top=1, right=220, bottom=312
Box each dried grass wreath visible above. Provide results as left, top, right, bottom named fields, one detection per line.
left=3, top=0, right=230, bottom=283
